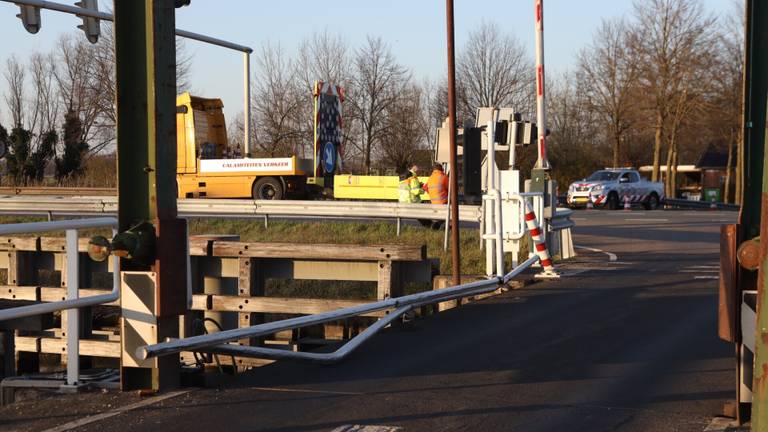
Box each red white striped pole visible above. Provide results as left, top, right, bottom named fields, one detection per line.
left=524, top=200, right=556, bottom=274
left=534, top=0, right=551, bottom=170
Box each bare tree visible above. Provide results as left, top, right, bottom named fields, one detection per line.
left=630, top=0, right=715, bottom=182
left=29, top=52, right=60, bottom=136
left=376, top=83, right=428, bottom=172
left=252, top=42, right=303, bottom=157
left=457, top=22, right=534, bottom=121
left=712, top=1, right=745, bottom=204
left=4, top=56, right=25, bottom=128
left=347, top=36, right=409, bottom=174
left=548, top=72, right=605, bottom=186
left=88, top=26, right=192, bottom=154
left=578, top=18, right=639, bottom=168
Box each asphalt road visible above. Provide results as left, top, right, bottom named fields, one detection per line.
left=1, top=209, right=741, bottom=432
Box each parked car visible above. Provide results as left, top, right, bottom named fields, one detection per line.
left=566, top=169, right=664, bottom=210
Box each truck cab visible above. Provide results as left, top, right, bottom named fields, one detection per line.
left=175, top=93, right=312, bottom=199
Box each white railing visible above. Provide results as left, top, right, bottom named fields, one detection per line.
left=0, top=217, right=119, bottom=387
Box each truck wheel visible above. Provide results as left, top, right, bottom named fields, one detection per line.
left=644, top=193, right=659, bottom=210
left=607, top=193, right=619, bottom=210
left=252, top=177, right=284, bottom=200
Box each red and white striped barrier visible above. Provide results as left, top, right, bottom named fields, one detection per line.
left=524, top=200, right=557, bottom=276
left=533, top=0, right=551, bottom=170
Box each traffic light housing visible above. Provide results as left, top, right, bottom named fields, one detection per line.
left=16, top=4, right=41, bottom=34
left=74, top=0, right=100, bottom=44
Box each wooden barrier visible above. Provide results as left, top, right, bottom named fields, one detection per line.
left=0, top=237, right=433, bottom=374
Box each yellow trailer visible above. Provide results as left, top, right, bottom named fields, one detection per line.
left=333, top=175, right=430, bottom=201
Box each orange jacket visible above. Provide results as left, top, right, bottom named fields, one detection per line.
left=424, top=169, right=449, bottom=204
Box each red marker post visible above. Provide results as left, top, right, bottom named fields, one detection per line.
left=534, top=0, right=551, bottom=170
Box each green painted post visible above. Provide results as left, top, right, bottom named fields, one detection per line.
left=747, top=0, right=768, bottom=426
left=114, top=0, right=187, bottom=391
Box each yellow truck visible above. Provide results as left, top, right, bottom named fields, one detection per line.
left=175, top=87, right=428, bottom=202
left=175, top=93, right=313, bottom=199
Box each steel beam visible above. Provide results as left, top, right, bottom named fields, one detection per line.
left=114, top=0, right=186, bottom=391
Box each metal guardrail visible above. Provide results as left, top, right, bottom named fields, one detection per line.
left=550, top=208, right=575, bottom=231
left=139, top=255, right=539, bottom=362
left=664, top=198, right=740, bottom=211
left=0, top=217, right=119, bottom=387
left=0, top=196, right=483, bottom=223
left=0, top=187, right=115, bottom=196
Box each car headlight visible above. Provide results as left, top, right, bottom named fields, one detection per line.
left=568, top=184, right=575, bottom=192
left=591, top=184, right=604, bottom=192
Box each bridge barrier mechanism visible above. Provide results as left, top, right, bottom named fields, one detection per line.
left=138, top=255, right=540, bottom=362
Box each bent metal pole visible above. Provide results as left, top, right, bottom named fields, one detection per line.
left=534, top=0, right=551, bottom=170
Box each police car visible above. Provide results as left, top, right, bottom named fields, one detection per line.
left=567, top=168, right=664, bottom=210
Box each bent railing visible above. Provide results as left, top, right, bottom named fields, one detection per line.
left=139, top=255, right=539, bottom=363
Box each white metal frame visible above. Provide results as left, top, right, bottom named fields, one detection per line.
left=0, top=217, right=119, bottom=387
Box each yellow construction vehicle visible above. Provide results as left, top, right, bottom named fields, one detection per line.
left=175, top=93, right=312, bottom=199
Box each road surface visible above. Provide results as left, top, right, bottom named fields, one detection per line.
left=0, top=209, right=741, bottom=432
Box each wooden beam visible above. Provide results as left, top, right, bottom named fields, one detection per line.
left=0, top=237, right=39, bottom=252
left=15, top=336, right=119, bottom=358
left=211, top=241, right=425, bottom=261
left=190, top=294, right=384, bottom=317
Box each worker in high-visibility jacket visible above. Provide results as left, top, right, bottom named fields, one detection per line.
left=398, top=165, right=423, bottom=203
left=424, top=163, right=449, bottom=204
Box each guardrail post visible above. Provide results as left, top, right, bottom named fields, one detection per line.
left=64, top=229, right=79, bottom=387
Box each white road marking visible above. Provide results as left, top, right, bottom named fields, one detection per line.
left=40, top=390, right=191, bottom=432
left=332, top=426, right=402, bottom=432
left=249, top=386, right=363, bottom=395
left=680, top=270, right=719, bottom=273
left=624, top=218, right=669, bottom=222
left=574, top=245, right=617, bottom=262
left=694, top=276, right=719, bottom=280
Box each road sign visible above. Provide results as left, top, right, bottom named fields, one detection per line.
left=322, top=142, right=336, bottom=174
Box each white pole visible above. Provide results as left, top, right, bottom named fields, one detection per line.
left=534, top=0, right=551, bottom=170
left=443, top=165, right=451, bottom=251
left=243, top=51, right=251, bottom=157
left=484, top=120, right=496, bottom=276
left=65, top=229, right=79, bottom=387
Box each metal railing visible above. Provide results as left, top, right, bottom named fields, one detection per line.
left=664, top=198, right=740, bottom=211
left=138, top=255, right=539, bottom=362
left=0, top=217, right=119, bottom=387
left=0, top=196, right=483, bottom=223
left=550, top=208, right=575, bottom=231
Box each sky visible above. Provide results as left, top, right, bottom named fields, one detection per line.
left=0, top=0, right=736, bottom=124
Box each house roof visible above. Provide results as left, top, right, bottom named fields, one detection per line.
left=695, top=147, right=736, bottom=169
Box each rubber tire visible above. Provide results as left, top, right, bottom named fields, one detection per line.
left=644, top=193, right=659, bottom=210
left=607, top=193, right=619, bottom=210
left=252, top=177, right=284, bottom=200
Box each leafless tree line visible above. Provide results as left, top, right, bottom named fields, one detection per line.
left=1, top=28, right=191, bottom=177
left=549, top=0, right=744, bottom=203
left=234, top=23, right=533, bottom=175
